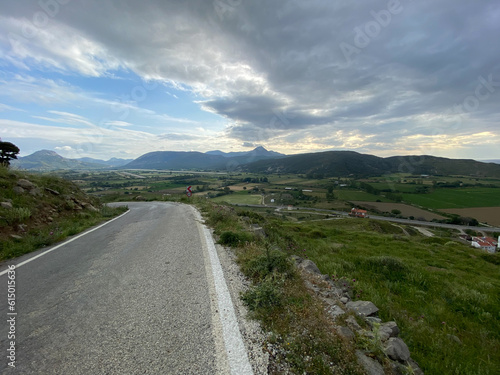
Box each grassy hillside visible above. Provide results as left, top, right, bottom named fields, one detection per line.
left=265, top=218, right=500, bottom=375
left=0, top=166, right=126, bottom=261
left=193, top=198, right=500, bottom=375
left=244, top=151, right=500, bottom=178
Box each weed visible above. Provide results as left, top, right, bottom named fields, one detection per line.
left=241, top=278, right=283, bottom=311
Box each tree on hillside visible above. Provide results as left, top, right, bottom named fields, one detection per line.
left=0, top=140, right=20, bottom=166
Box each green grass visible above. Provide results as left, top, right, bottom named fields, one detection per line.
left=0, top=167, right=128, bottom=261
left=212, top=192, right=262, bottom=205
left=402, top=187, right=500, bottom=209
left=267, top=218, right=500, bottom=375
left=335, top=190, right=393, bottom=202
left=196, top=200, right=364, bottom=374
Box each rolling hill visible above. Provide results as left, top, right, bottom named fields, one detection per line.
left=242, top=151, right=500, bottom=178
left=121, top=146, right=284, bottom=170
left=12, top=150, right=107, bottom=171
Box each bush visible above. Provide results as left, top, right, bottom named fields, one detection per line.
left=242, top=249, right=294, bottom=281
left=218, top=231, right=254, bottom=246
left=241, top=279, right=283, bottom=311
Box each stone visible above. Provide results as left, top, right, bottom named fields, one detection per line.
left=303, top=280, right=320, bottom=293
left=365, top=316, right=382, bottom=328
left=355, top=350, right=384, bottom=375
left=290, top=255, right=303, bottom=264
left=17, top=179, right=35, bottom=189
left=327, top=304, right=346, bottom=318
left=10, top=234, right=23, bottom=241
left=407, top=358, right=424, bottom=375
left=1, top=202, right=13, bottom=209
left=346, top=300, right=379, bottom=317
left=45, top=187, right=60, bottom=195
left=29, top=188, right=42, bottom=196
left=340, top=297, right=349, bottom=304
left=379, top=321, right=400, bottom=341
left=298, top=259, right=322, bottom=274
left=249, top=224, right=266, bottom=238
left=13, top=186, right=25, bottom=194
left=345, top=316, right=363, bottom=332
left=81, top=202, right=99, bottom=212
left=336, top=326, right=355, bottom=340
left=384, top=337, right=411, bottom=362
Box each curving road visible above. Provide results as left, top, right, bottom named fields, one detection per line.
left=0, top=202, right=254, bottom=374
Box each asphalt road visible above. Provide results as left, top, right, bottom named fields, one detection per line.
left=0, top=202, right=253, bottom=374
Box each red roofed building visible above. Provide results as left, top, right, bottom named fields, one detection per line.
left=349, top=208, right=368, bottom=218
left=471, top=236, right=498, bottom=254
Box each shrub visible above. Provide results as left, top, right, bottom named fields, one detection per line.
left=218, top=231, right=254, bottom=246
left=242, top=249, right=294, bottom=281
left=241, top=279, right=283, bottom=311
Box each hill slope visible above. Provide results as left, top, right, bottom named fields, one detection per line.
left=0, top=166, right=125, bottom=260
left=122, top=146, right=284, bottom=170
left=243, top=151, right=500, bottom=177
left=13, top=150, right=106, bottom=171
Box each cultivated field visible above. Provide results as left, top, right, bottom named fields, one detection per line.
left=441, top=207, right=500, bottom=226
left=351, top=201, right=446, bottom=221
left=402, top=187, right=500, bottom=209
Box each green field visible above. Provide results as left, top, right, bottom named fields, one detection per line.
left=335, top=190, right=393, bottom=202
left=402, top=188, right=500, bottom=209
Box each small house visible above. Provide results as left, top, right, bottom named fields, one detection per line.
left=349, top=208, right=368, bottom=218
left=471, top=236, right=498, bottom=254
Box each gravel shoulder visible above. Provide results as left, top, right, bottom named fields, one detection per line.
left=192, top=205, right=269, bottom=374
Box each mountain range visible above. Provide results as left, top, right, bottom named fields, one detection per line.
left=11, top=150, right=132, bottom=171
left=11, top=148, right=500, bottom=178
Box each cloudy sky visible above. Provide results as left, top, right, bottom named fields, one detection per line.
left=1, top=0, right=499, bottom=160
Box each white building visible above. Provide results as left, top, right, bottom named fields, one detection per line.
left=471, top=236, right=498, bottom=254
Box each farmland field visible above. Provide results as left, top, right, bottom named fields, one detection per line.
left=351, top=201, right=446, bottom=221
left=441, top=207, right=500, bottom=226
left=402, top=188, right=500, bottom=209
left=335, top=190, right=393, bottom=202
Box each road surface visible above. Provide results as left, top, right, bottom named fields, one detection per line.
left=0, top=202, right=254, bottom=374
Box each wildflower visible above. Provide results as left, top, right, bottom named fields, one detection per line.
left=352, top=278, right=356, bottom=282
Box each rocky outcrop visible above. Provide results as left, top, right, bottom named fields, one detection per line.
left=295, top=256, right=424, bottom=375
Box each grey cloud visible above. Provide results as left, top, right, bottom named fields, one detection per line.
left=2, top=0, right=499, bottom=153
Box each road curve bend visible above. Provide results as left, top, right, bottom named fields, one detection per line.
left=0, top=202, right=255, bottom=374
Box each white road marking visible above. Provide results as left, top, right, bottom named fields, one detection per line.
left=200, top=224, right=254, bottom=375
left=0, top=210, right=130, bottom=276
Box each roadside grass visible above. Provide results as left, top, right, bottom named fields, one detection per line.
left=0, top=206, right=127, bottom=261
left=211, top=191, right=262, bottom=205
left=265, top=218, right=500, bottom=375
left=196, top=199, right=364, bottom=375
